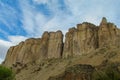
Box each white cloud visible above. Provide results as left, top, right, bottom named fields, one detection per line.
left=0, top=39, right=13, bottom=47
left=0, top=28, right=8, bottom=36
left=19, top=0, right=120, bottom=37
left=34, top=13, right=49, bottom=35
left=33, top=0, right=49, bottom=4
left=19, top=0, right=36, bottom=35
left=0, top=1, right=20, bottom=31
left=0, top=36, right=28, bottom=63
left=64, top=0, right=120, bottom=26
left=0, top=39, right=13, bottom=63
left=8, top=36, right=27, bottom=45
left=19, top=0, right=77, bottom=36
left=19, top=0, right=50, bottom=36
left=0, top=58, right=3, bottom=64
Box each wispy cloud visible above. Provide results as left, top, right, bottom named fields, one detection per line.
left=33, top=0, right=49, bottom=4
left=1, top=0, right=120, bottom=37
left=64, top=0, right=120, bottom=26
left=0, top=35, right=27, bottom=63
left=19, top=0, right=78, bottom=36
left=0, top=39, right=13, bottom=63
left=19, top=0, right=120, bottom=37
left=19, top=0, right=50, bottom=36
left=8, top=35, right=27, bottom=45
left=0, top=1, right=20, bottom=31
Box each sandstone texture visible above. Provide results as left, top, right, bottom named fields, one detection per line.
left=13, top=46, right=120, bottom=80
left=3, top=31, right=63, bottom=67
left=63, top=17, right=120, bottom=57
left=98, top=17, right=120, bottom=47
left=3, top=17, right=120, bottom=68
left=63, top=23, right=98, bottom=57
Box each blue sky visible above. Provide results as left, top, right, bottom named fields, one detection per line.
left=0, top=0, right=120, bottom=63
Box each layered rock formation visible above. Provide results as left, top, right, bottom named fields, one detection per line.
left=3, top=31, right=63, bottom=67
left=63, top=17, right=120, bottom=57
left=63, top=23, right=98, bottom=57
left=3, top=17, right=120, bottom=67
left=98, top=17, right=120, bottom=47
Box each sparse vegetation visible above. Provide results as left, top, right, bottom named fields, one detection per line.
left=0, top=65, right=15, bottom=80
left=92, top=63, right=120, bottom=80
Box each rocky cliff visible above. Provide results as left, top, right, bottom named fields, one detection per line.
left=3, top=17, right=120, bottom=68
left=63, top=17, right=120, bottom=57
left=98, top=17, right=120, bottom=47
left=2, top=17, right=120, bottom=80
left=3, top=31, right=63, bottom=67
left=63, top=23, right=98, bottom=57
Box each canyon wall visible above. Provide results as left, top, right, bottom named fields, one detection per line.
left=3, top=31, right=63, bottom=67
left=3, top=17, right=120, bottom=67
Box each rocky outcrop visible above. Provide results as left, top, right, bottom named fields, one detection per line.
left=3, top=17, right=120, bottom=67
left=47, top=31, right=63, bottom=58
left=98, top=17, right=120, bottom=47
left=3, top=31, right=63, bottom=67
left=63, top=17, right=120, bottom=58
left=63, top=23, right=98, bottom=57
left=48, top=64, right=95, bottom=80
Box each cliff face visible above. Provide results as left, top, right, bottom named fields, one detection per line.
left=3, top=31, right=63, bottom=67
left=98, top=17, right=120, bottom=47
left=63, top=17, right=120, bottom=57
left=3, top=17, right=120, bottom=67
left=63, top=23, right=98, bottom=57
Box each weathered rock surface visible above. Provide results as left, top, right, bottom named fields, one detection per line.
left=63, top=17, right=120, bottom=57
left=47, top=31, right=63, bottom=58
left=3, top=31, right=63, bottom=67
left=48, top=64, right=94, bottom=80
left=13, top=46, right=120, bottom=80
left=98, top=17, right=120, bottom=47
left=3, top=17, right=120, bottom=68
left=63, top=23, right=98, bottom=57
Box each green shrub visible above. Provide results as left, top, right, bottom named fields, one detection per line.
left=0, top=65, right=15, bottom=80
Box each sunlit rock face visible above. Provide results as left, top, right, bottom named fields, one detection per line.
left=3, top=31, right=63, bottom=67
left=47, top=31, right=63, bottom=58
left=63, top=17, right=120, bottom=58
left=3, top=17, right=120, bottom=67
left=98, top=17, right=120, bottom=47
left=63, top=23, right=98, bottom=57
